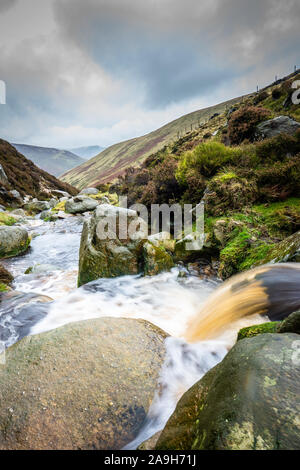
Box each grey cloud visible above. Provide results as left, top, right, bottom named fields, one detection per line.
left=0, top=0, right=18, bottom=13
left=53, top=0, right=300, bottom=107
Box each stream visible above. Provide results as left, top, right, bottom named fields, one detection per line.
left=0, top=215, right=264, bottom=448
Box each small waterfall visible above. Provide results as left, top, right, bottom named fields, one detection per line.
left=185, top=263, right=300, bottom=342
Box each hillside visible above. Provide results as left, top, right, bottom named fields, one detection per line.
left=61, top=96, right=245, bottom=189
left=0, top=139, right=78, bottom=206
left=69, top=145, right=104, bottom=160
left=113, top=70, right=300, bottom=280
left=12, top=143, right=84, bottom=177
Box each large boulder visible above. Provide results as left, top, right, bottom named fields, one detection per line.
left=256, top=115, right=300, bottom=139
left=156, top=333, right=300, bottom=450
left=24, top=200, right=50, bottom=214
left=0, top=317, right=167, bottom=450
left=79, top=187, right=99, bottom=196
left=0, top=226, right=30, bottom=258
left=65, top=195, right=98, bottom=214
left=78, top=204, right=147, bottom=286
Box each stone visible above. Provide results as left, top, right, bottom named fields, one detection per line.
left=0, top=317, right=167, bottom=450
left=143, top=241, right=174, bottom=276
left=51, top=190, right=70, bottom=198
left=156, top=333, right=300, bottom=450
left=0, top=226, right=30, bottom=258
left=24, top=200, right=50, bottom=214
left=65, top=196, right=99, bottom=214
left=79, top=187, right=99, bottom=196
left=78, top=204, right=147, bottom=286
left=277, top=310, right=300, bottom=335
left=256, top=115, right=300, bottom=139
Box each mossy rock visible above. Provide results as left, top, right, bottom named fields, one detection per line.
left=143, top=241, right=174, bottom=276
left=237, top=321, right=279, bottom=340
left=78, top=205, right=147, bottom=286
left=156, top=333, right=300, bottom=450
left=252, top=230, right=300, bottom=266
left=0, top=226, right=30, bottom=259
left=0, top=317, right=167, bottom=450
left=277, top=310, right=300, bottom=335
left=0, top=213, right=16, bottom=226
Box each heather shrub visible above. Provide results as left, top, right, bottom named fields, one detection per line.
left=255, top=131, right=300, bottom=162
left=228, top=106, right=271, bottom=144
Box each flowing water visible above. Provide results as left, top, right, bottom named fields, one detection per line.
left=0, top=215, right=268, bottom=449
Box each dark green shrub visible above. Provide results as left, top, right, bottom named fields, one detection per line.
left=176, top=142, right=241, bottom=182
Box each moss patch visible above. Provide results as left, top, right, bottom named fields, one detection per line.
left=0, top=213, right=16, bottom=226
left=237, top=322, right=279, bottom=341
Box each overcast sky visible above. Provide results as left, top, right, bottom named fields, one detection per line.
left=0, top=0, right=299, bottom=149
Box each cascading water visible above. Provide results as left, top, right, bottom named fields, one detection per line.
left=0, top=215, right=275, bottom=449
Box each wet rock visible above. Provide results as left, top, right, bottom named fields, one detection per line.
left=143, top=241, right=174, bottom=276
left=277, top=310, right=300, bottom=335
left=174, top=233, right=209, bottom=263
left=156, top=333, right=300, bottom=450
left=138, top=431, right=162, bottom=450
left=78, top=204, right=147, bottom=286
left=65, top=195, right=99, bottom=214
left=0, top=317, right=167, bottom=450
left=256, top=115, right=300, bottom=139
left=0, top=226, right=30, bottom=258
left=25, top=264, right=60, bottom=274
left=0, top=263, right=13, bottom=287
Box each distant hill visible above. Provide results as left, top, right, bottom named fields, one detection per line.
left=0, top=139, right=78, bottom=206
left=61, top=96, right=244, bottom=189
left=69, top=145, right=104, bottom=160
left=12, top=144, right=84, bottom=177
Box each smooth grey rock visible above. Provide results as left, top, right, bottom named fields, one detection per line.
left=79, top=187, right=99, bottom=196
left=65, top=196, right=99, bottom=214
left=256, top=115, right=300, bottom=139
left=0, top=317, right=167, bottom=450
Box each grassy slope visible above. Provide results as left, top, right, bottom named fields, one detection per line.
left=61, top=96, right=245, bottom=189
left=12, top=144, right=84, bottom=177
